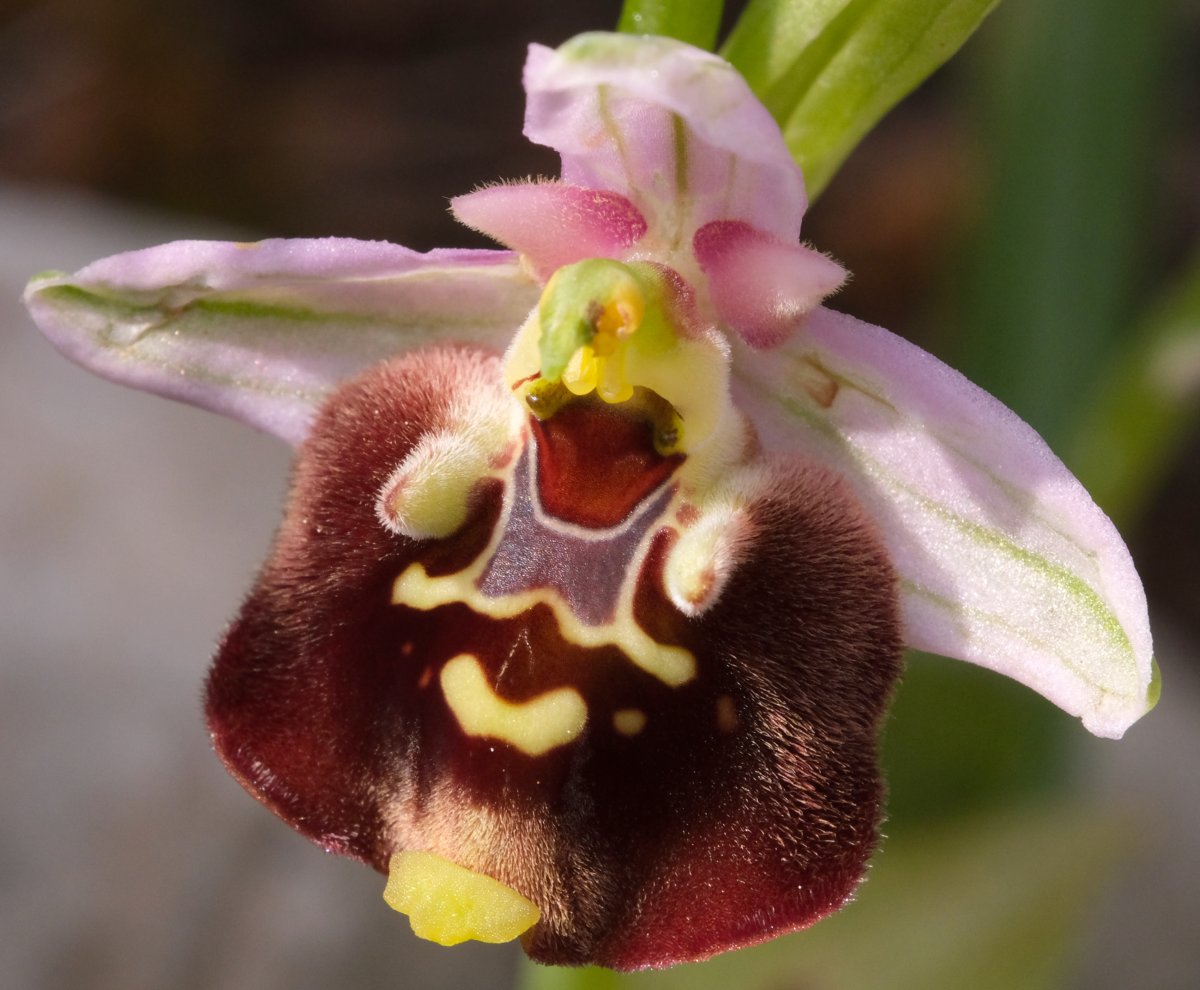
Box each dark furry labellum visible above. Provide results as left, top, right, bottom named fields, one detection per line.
left=205, top=346, right=902, bottom=970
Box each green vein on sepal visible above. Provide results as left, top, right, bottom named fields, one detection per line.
left=40, top=283, right=333, bottom=325
left=898, top=579, right=1135, bottom=703
left=37, top=282, right=510, bottom=335
left=766, top=347, right=1119, bottom=618
left=773, top=350, right=1086, bottom=554
left=898, top=490, right=1132, bottom=658
left=1146, top=658, right=1162, bottom=708
left=737, top=363, right=1138, bottom=698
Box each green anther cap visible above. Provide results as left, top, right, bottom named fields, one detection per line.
left=536, top=259, right=676, bottom=401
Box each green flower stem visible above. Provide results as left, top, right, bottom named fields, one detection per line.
left=722, top=0, right=1002, bottom=199
left=721, top=0, right=852, bottom=101
left=517, top=963, right=625, bottom=990
left=617, top=0, right=725, bottom=51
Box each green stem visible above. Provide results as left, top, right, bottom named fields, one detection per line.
left=617, top=0, right=725, bottom=50
left=722, top=0, right=1004, bottom=201
left=515, top=961, right=627, bottom=990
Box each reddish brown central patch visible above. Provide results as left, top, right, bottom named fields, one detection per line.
left=530, top=398, right=682, bottom=528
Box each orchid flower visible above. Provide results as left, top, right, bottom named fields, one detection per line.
left=25, top=32, right=1154, bottom=972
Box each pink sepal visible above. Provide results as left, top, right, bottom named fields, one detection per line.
left=522, top=35, right=808, bottom=247
left=25, top=238, right=536, bottom=446
left=731, top=306, right=1154, bottom=738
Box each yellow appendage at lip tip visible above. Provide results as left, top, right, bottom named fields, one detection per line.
left=383, top=850, right=541, bottom=946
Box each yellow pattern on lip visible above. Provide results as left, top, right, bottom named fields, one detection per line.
left=390, top=444, right=698, bottom=687
left=440, top=654, right=587, bottom=756
left=394, top=561, right=696, bottom=687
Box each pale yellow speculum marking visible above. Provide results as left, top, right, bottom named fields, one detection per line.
left=440, top=654, right=587, bottom=756
left=613, top=708, right=647, bottom=736
left=383, top=850, right=540, bottom=946
left=395, top=563, right=696, bottom=687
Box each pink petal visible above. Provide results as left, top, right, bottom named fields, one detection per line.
left=522, top=33, right=808, bottom=252
left=25, top=238, right=537, bottom=445
left=694, top=220, right=847, bottom=348
left=451, top=182, right=647, bottom=280
left=732, top=307, right=1155, bottom=738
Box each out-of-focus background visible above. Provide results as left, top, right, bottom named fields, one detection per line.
left=1, top=1, right=1197, bottom=988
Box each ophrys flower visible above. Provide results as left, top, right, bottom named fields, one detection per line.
left=25, top=32, right=1155, bottom=971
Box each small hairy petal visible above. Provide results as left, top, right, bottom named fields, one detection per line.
left=25, top=238, right=537, bottom=445
left=694, top=220, right=847, bottom=348
left=207, top=348, right=901, bottom=970
left=523, top=33, right=808, bottom=251
left=451, top=182, right=648, bottom=280
left=732, top=306, right=1155, bottom=738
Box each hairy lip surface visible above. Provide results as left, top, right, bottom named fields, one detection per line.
left=205, top=347, right=902, bottom=969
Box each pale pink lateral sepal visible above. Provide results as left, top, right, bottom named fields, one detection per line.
left=694, top=220, right=847, bottom=349
left=522, top=33, right=808, bottom=252
left=25, top=238, right=538, bottom=446
left=732, top=307, right=1155, bottom=738
left=451, top=182, right=647, bottom=280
